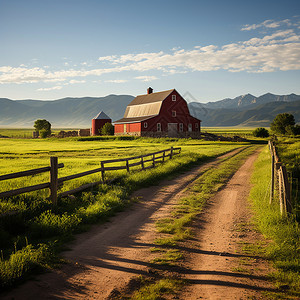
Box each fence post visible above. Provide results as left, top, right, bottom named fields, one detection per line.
left=101, top=162, right=105, bottom=182
left=141, top=156, right=145, bottom=170
left=50, top=157, right=58, bottom=206
left=281, top=166, right=292, bottom=214
left=126, top=159, right=130, bottom=172
left=170, top=147, right=173, bottom=159
left=162, top=150, right=165, bottom=162
left=152, top=154, right=155, bottom=168
left=278, top=168, right=284, bottom=215
left=270, top=153, right=274, bottom=205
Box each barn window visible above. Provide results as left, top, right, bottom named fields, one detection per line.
left=179, top=123, right=183, bottom=132
left=157, top=123, right=161, bottom=132
left=124, top=124, right=127, bottom=133
left=195, top=123, right=199, bottom=131
left=172, top=110, right=176, bottom=117
left=188, top=124, right=192, bottom=132
left=172, top=95, right=176, bottom=101
left=144, top=122, right=148, bottom=128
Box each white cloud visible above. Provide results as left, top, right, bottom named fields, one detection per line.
left=135, top=76, right=158, bottom=82
left=241, top=18, right=295, bottom=31
left=37, top=86, right=63, bottom=91
left=0, top=66, right=48, bottom=83
left=1, top=18, right=300, bottom=84
left=105, top=79, right=128, bottom=83
left=98, top=55, right=117, bottom=62
left=68, top=79, right=86, bottom=84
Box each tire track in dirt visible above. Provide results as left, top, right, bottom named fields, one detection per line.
left=179, top=148, right=275, bottom=300
left=2, top=147, right=252, bottom=300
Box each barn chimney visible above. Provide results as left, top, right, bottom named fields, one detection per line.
left=147, top=87, right=153, bottom=94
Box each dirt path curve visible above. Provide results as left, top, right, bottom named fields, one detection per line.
left=3, top=148, right=245, bottom=300
left=179, top=149, right=274, bottom=300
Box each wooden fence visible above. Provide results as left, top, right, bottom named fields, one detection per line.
left=0, top=147, right=181, bottom=205
left=269, top=140, right=292, bottom=215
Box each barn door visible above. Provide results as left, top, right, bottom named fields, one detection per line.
left=168, top=123, right=178, bottom=137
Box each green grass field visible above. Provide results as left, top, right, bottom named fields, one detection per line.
left=0, top=137, right=247, bottom=196
left=0, top=127, right=257, bottom=139
left=0, top=136, right=249, bottom=288
left=202, top=127, right=257, bottom=138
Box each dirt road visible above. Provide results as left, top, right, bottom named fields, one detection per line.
left=3, top=148, right=273, bottom=299
left=179, top=149, right=274, bottom=299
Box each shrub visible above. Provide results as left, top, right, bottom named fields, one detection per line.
left=252, top=127, right=269, bottom=138
left=34, top=119, right=51, bottom=138
left=101, top=123, right=114, bottom=135
left=39, top=129, right=51, bottom=138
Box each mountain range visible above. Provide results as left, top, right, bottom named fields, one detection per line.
left=0, top=93, right=299, bottom=128
left=0, top=95, right=134, bottom=128
left=189, top=93, right=300, bottom=127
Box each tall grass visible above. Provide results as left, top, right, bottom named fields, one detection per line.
left=249, top=146, right=300, bottom=297
left=0, top=243, right=53, bottom=287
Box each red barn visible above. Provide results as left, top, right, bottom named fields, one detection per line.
left=114, top=88, right=201, bottom=137
left=92, top=111, right=111, bottom=136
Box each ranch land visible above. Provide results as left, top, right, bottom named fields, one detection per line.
left=0, top=132, right=299, bottom=299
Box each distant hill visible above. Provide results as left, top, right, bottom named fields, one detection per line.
left=189, top=99, right=300, bottom=127
left=201, top=93, right=300, bottom=110
left=0, top=95, right=134, bottom=128
left=0, top=93, right=299, bottom=128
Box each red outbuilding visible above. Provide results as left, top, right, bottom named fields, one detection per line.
left=91, top=111, right=111, bottom=136
left=114, top=88, right=201, bottom=137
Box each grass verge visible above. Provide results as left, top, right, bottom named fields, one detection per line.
left=249, top=145, right=300, bottom=298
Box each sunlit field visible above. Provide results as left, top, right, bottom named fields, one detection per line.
left=0, top=137, right=247, bottom=197
left=0, top=127, right=258, bottom=139
left=202, top=127, right=258, bottom=138
left=0, top=136, right=251, bottom=288
left=0, top=128, right=64, bottom=138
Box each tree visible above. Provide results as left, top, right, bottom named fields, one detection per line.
left=285, top=124, right=300, bottom=136
left=34, top=119, right=51, bottom=138
left=253, top=127, right=269, bottom=138
left=270, top=113, right=295, bottom=135
left=101, top=123, right=114, bottom=135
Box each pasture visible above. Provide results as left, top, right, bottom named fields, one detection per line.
left=0, top=136, right=249, bottom=288
left=0, top=127, right=256, bottom=138
left=201, top=127, right=256, bottom=138
left=0, top=137, right=247, bottom=198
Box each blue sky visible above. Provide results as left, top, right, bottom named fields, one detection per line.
left=0, top=0, right=300, bottom=102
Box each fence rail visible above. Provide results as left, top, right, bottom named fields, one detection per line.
left=0, top=147, right=181, bottom=205
left=269, top=140, right=292, bottom=215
